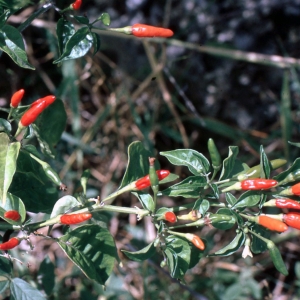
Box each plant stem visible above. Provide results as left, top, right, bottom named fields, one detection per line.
left=18, top=3, right=52, bottom=32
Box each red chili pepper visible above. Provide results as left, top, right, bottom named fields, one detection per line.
left=30, top=95, right=56, bottom=109
left=0, top=237, right=20, bottom=250
left=131, top=24, right=173, bottom=38
left=20, top=101, right=47, bottom=126
left=264, top=198, right=300, bottom=210
left=4, top=210, right=21, bottom=221
left=60, top=213, right=92, bottom=225
left=164, top=211, right=177, bottom=223
left=71, top=0, right=82, bottom=10
left=185, top=233, right=205, bottom=250
left=135, top=170, right=170, bottom=190
left=222, top=179, right=278, bottom=192
left=10, top=89, right=25, bottom=108
left=258, top=215, right=288, bottom=232
left=283, top=212, right=300, bottom=230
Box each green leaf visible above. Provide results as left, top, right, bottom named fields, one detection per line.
left=56, top=18, right=76, bottom=56
left=10, top=278, right=47, bottom=300
left=219, top=146, right=239, bottom=180
left=159, top=176, right=207, bottom=198
left=0, top=133, right=20, bottom=205
left=0, top=118, right=11, bottom=133
left=9, top=150, right=58, bottom=213
left=0, top=25, right=34, bottom=69
left=250, top=224, right=271, bottom=254
left=97, top=12, right=110, bottom=26
left=0, top=0, right=31, bottom=10
left=74, top=16, right=90, bottom=25
left=260, top=146, right=271, bottom=179
left=50, top=195, right=80, bottom=218
left=91, top=32, right=101, bottom=55
left=0, top=192, right=26, bottom=224
left=53, top=27, right=94, bottom=63
left=0, top=10, right=10, bottom=29
left=0, top=255, right=12, bottom=275
left=165, top=235, right=190, bottom=279
left=210, top=231, right=245, bottom=256
left=119, top=141, right=158, bottom=189
left=33, top=99, right=67, bottom=158
left=232, top=191, right=262, bottom=210
left=38, top=256, right=55, bottom=296
left=0, top=278, right=9, bottom=295
left=160, top=149, right=210, bottom=175
left=58, top=224, right=118, bottom=285
left=121, top=242, right=156, bottom=262
left=132, top=192, right=154, bottom=212
left=193, top=199, right=210, bottom=215
left=225, top=193, right=237, bottom=207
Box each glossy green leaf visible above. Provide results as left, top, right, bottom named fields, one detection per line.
left=208, top=183, right=219, bottom=199
left=260, top=146, right=271, bottom=179
left=58, top=225, right=118, bottom=285
left=219, top=146, right=239, bottom=180
left=10, top=278, right=46, bottom=300
left=121, top=242, right=156, bottom=262
left=159, top=172, right=179, bottom=184
left=0, top=255, right=12, bottom=275
left=250, top=224, right=271, bottom=254
left=56, top=18, right=76, bottom=56
left=119, top=141, right=158, bottom=189
left=268, top=242, right=288, bottom=275
left=225, top=193, right=237, bottom=207
left=232, top=191, right=261, bottom=210
left=160, top=149, right=210, bottom=175
left=50, top=195, right=80, bottom=218
left=0, top=10, right=10, bottom=28
left=97, top=12, right=110, bottom=26
left=132, top=192, right=154, bottom=212
left=33, top=99, right=67, bottom=158
left=91, top=32, right=101, bottom=55
left=165, top=235, right=190, bottom=279
left=9, top=150, right=58, bottom=213
left=210, top=231, right=245, bottom=256
left=0, top=119, right=13, bottom=135
left=199, top=199, right=210, bottom=215
left=74, top=16, right=90, bottom=25
left=0, top=25, right=34, bottom=69
left=38, top=256, right=55, bottom=296
left=0, top=279, right=9, bottom=295
left=0, top=133, right=20, bottom=205
left=0, top=192, right=26, bottom=224
left=53, top=27, right=94, bottom=63
left=159, top=176, right=207, bottom=198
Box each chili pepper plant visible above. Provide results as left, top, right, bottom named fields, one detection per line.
left=0, top=1, right=300, bottom=299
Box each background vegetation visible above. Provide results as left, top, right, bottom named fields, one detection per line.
left=1, top=0, right=300, bottom=299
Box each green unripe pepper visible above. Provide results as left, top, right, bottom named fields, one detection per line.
left=208, top=138, right=222, bottom=171
left=236, top=159, right=287, bottom=181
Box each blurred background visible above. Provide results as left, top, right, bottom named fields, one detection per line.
left=1, top=0, right=300, bottom=299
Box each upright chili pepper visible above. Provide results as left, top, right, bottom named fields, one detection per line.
left=60, top=213, right=92, bottom=225
left=279, top=182, right=300, bottom=196
left=264, top=198, right=300, bottom=210
left=4, top=210, right=20, bottom=221
left=237, top=159, right=287, bottom=181
left=30, top=95, right=56, bottom=109
left=208, top=138, right=222, bottom=177
left=185, top=233, right=205, bottom=250
left=10, top=89, right=25, bottom=108
left=222, top=179, right=278, bottom=193
left=283, top=212, right=300, bottom=230
left=278, top=169, right=300, bottom=185
left=164, top=211, right=177, bottom=223
left=71, top=0, right=82, bottom=10
left=135, top=170, right=170, bottom=190
left=0, top=237, right=20, bottom=250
